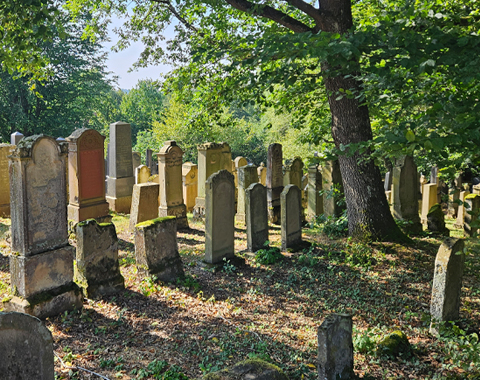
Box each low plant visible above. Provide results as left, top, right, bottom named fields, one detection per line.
left=255, top=242, right=283, bottom=265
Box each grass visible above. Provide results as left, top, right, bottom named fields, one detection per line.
left=0, top=214, right=479, bottom=379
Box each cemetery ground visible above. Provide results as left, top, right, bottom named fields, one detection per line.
left=0, top=216, right=479, bottom=380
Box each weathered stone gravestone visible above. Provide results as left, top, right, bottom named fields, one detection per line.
left=106, top=121, right=135, bottom=213
left=129, top=183, right=160, bottom=232
left=463, top=193, right=480, bottom=237
left=245, top=183, right=268, bottom=252
left=6, top=135, right=83, bottom=318
left=391, top=155, right=422, bottom=234
left=281, top=185, right=302, bottom=251
left=447, top=176, right=461, bottom=218
left=257, top=162, right=266, bottom=185
left=0, top=312, right=54, bottom=380
left=266, top=143, right=283, bottom=224
left=307, top=164, right=323, bottom=221
left=430, top=238, right=465, bottom=334
left=135, top=165, right=151, bottom=184
left=134, top=216, right=184, bottom=282
left=421, top=183, right=438, bottom=225
left=318, top=313, right=354, bottom=380
left=283, top=157, right=304, bottom=188
left=0, top=143, right=12, bottom=217
left=158, top=140, right=188, bottom=229
left=132, top=151, right=141, bottom=173
left=430, top=165, right=439, bottom=184
left=384, top=171, right=392, bottom=192
left=205, top=170, right=235, bottom=264
left=453, top=189, right=470, bottom=229
left=236, top=164, right=258, bottom=223
left=146, top=148, right=158, bottom=175
left=322, top=160, right=345, bottom=218
left=233, top=156, right=248, bottom=190
left=66, top=128, right=110, bottom=223
left=194, top=142, right=232, bottom=219
left=75, top=219, right=124, bottom=298
left=427, top=204, right=449, bottom=236
left=10, top=131, right=24, bottom=145
left=182, top=162, right=198, bottom=212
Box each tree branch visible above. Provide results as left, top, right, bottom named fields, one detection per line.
left=151, top=0, right=200, bottom=34
left=283, top=0, right=322, bottom=24
left=224, top=0, right=314, bottom=33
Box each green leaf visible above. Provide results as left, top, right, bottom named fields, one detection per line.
left=405, top=130, right=415, bottom=142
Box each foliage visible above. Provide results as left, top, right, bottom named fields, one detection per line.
left=255, top=242, right=283, bottom=265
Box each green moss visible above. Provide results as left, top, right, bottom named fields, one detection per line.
left=465, top=194, right=478, bottom=200
left=376, top=330, right=412, bottom=358
left=428, top=203, right=442, bottom=213
left=136, top=216, right=176, bottom=228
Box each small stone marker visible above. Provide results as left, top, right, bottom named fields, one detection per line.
left=266, top=143, right=283, bottom=224
left=132, top=151, right=141, bottom=172
left=10, top=131, right=24, bottom=145
left=106, top=121, right=135, bottom=213
left=0, top=312, right=54, bottom=379
left=281, top=185, right=302, bottom=251
left=205, top=170, right=235, bottom=264
left=318, top=313, right=354, bottom=380
left=453, top=190, right=470, bottom=229
left=307, top=164, right=323, bottom=221
left=430, top=238, right=465, bottom=334
left=75, top=219, right=124, bottom=298
left=421, top=183, right=438, bottom=224
left=136, top=165, right=151, bottom=184
left=129, top=183, right=160, bottom=232
left=257, top=162, right=266, bottom=185
left=182, top=162, right=198, bottom=212
left=134, top=216, right=184, bottom=282
left=66, top=128, right=110, bottom=223
left=236, top=164, right=258, bottom=223
left=463, top=193, right=480, bottom=237
left=0, top=144, right=12, bottom=217
left=245, top=183, right=268, bottom=252
left=158, top=140, right=188, bottom=229
left=322, top=160, right=344, bottom=218
left=391, top=155, right=422, bottom=234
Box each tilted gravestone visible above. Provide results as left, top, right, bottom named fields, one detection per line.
left=134, top=216, right=184, bottom=282
left=129, top=183, right=160, bottom=232
left=66, top=128, right=110, bottom=223
left=281, top=185, right=302, bottom=251
left=0, top=312, right=54, bottom=380
left=266, top=143, right=283, bottom=224
left=430, top=238, right=465, bottom=334
left=307, top=164, right=323, bottom=221
left=205, top=170, right=235, bottom=264
left=106, top=121, right=135, bottom=213
left=245, top=183, right=268, bottom=252
left=6, top=135, right=83, bottom=318
left=0, top=143, right=12, bottom=217
left=75, top=219, right=124, bottom=298
left=318, top=313, right=354, bottom=380
left=158, top=140, right=188, bottom=229
left=236, top=164, right=258, bottom=223
left=182, top=162, right=198, bottom=212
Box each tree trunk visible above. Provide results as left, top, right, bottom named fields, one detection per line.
left=319, top=0, right=406, bottom=241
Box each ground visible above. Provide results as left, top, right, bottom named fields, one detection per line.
left=0, top=215, right=479, bottom=380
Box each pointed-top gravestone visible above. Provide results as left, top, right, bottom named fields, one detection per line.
left=10, top=131, right=24, bottom=146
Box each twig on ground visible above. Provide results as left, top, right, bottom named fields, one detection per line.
left=54, top=352, right=111, bottom=380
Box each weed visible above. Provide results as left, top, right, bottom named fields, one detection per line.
left=255, top=242, right=283, bottom=265
left=223, top=258, right=237, bottom=274
left=177, top=274, right=201, bottom=292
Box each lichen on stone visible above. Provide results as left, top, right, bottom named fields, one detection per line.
left=376, top=330, right=412, bottom=358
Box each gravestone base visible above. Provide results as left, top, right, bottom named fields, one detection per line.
left=106, top=195, right=132, bottom=214
left=67, top=201, right=110, bottom=223
left=0, top=203, right=10, bottom=217
left=159, top=204, right=189, bottom=229
left=193, top=197, right=206, bottom=221
left=74, top=271, right=125, bottom=299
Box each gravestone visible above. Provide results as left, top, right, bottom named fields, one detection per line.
left=11, top=131, right=24, bottom=145
left=0, top=312, right=54, bottom=380
left=245, top=183, right=268, bottom=252
left=205, top=170, right=235, bottom=264
left=391, top=155, right=422, bottom=234
left=106, top=121, right=135, bottom=213
left=283, top=157, right=303, bottom=188
left=6, top=135, right=83, bottom=318
left=266, top=143, right=283, bottom=224
left=454, top=190, right=470, bottom=229
left=146, top=148, right=158, bottom=175
left=384, top=171, right=392, bottom=192
left=318, top=313, right=354, bottom=380
left=233, top=156, right=248, bottom=188
left=322, top=160, right=345, bottom=218
left=430, top=238, right=465, bottom=334
left=0, top=144, right=12, bottom=217
left=430, top=165, right=439, bottom=184
left=158, top=140, right=188, bottom=229
left=136, top=165, right=151, bottom=184
left=75, top=219, right=124, bottom=298
left=66, top=128, right=110, bottom=223
left=129, top=183, right=160, bottom=232
left=236, top=164, right=258, bottom=223
left=132, top=151, right=141, bottom=173
left=257, top=162, right=266, bottom=185
left=421, top=183, right=438, bottom=224
left=281, top=185, right=302, bottom=251
left=134, top=216, right=184, bottom=282
left=448, top=176, right=461, bottom=217
left=463, top=193, right=480, bottom=237
left=182, top=162, right=198, bottom=212
left=307, top=164, right=323, bottom=221
left=194, top=142, right=232, bottom=219
left=427, top=204, right=449, bottom=236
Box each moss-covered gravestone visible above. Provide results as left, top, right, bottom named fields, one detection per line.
left=134, top=216, right=184, bottom=282
left=427, top=204, right=449, bottom=236
left=75, top=219, right=124, bottom=298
